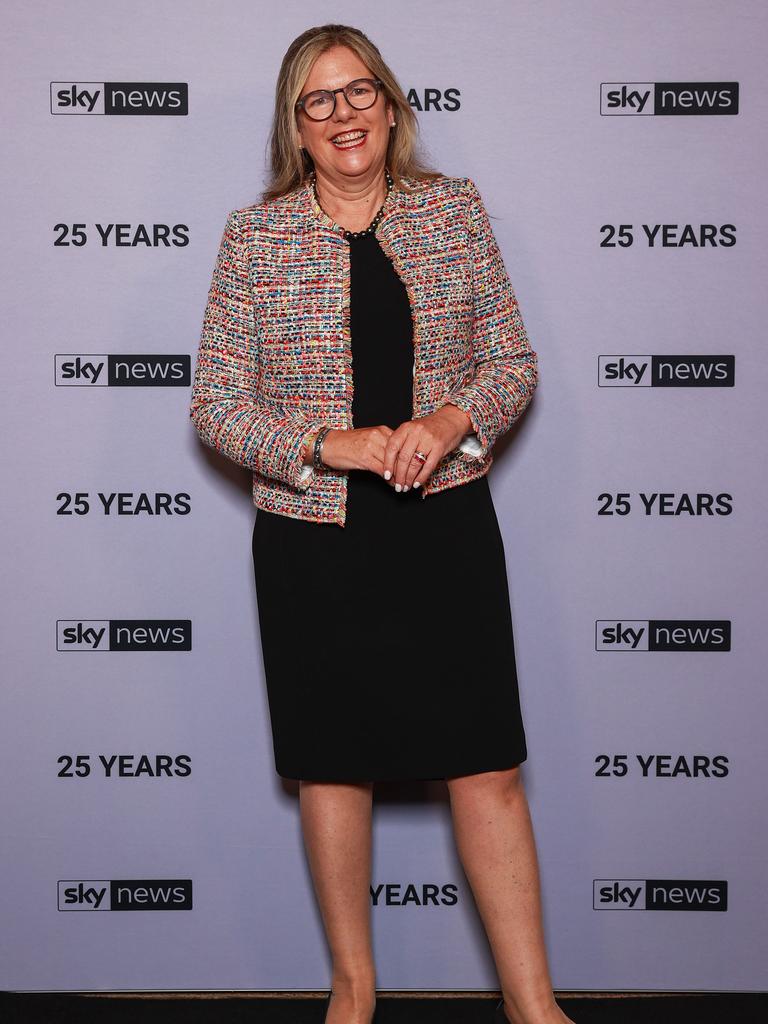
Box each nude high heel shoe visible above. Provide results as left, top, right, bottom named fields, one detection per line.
left=494, top=999, right=512, bottom=1023
left=323, top=990, right=377, bottom=1023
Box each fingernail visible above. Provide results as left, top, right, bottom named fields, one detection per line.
left=384, top=470, right=391, bottom=480
left=403, top=485, right=409, bottom=491
left=413, top=481, right=420, bottom=488
left=395, top=483, right=402, bottom=492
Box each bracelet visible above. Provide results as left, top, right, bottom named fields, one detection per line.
left=313, top=426, right=333, bottom=471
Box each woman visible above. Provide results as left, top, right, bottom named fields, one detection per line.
left=190, top=22, right=575, bottom=1024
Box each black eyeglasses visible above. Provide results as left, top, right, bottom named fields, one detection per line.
left=295, top=78, right=384, bottom=121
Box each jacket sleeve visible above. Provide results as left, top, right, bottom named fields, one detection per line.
left=438, top=178, right=538, bottom=460
left=189, top=209, right=329, bottom=491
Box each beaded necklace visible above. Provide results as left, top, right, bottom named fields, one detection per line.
left=311, top=167, right=394, bottom=240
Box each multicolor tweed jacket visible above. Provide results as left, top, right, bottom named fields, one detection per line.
left=189, top=173, right=538, bottom=526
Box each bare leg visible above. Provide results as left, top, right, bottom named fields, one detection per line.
left=299, top=780, right=377, bottom=1024
left=446, top=766, right=575, bottom=1024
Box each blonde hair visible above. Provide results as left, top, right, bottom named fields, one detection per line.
left=260, top=23, right=444, bottom=202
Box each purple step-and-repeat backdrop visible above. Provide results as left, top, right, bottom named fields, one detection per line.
left=2, top=0, right=767, bottom=994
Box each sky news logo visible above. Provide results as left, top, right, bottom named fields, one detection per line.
left=596, top=620, right=730, bottom=652
left=600, top=82, right=738, bottom=115
left=51, top=82, right=188, bottom=115
left=598, top=355, right=734, bottom=387
left=55, top=354, right=190, bottom=387
left=58, top=879, right=192, bottom=910
left=57, top=620, right=191, bottom=652
left=594, top=879, right=727, bottom=911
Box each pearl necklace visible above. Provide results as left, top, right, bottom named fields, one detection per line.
left=311, top=168, right=394, bottom=240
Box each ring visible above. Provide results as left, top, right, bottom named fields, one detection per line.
left=412, top=450, right=428, bottom=463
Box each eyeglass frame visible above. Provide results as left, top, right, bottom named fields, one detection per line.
left=295, top=77, right=386, bottom=121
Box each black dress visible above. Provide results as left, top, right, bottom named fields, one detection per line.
left=251, top=231, right=527, bottom=782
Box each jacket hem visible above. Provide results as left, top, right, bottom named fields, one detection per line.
left=251, top=456, right=492, bottom=524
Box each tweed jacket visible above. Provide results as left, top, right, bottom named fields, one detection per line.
left=189, top=173, right=538, bottom=527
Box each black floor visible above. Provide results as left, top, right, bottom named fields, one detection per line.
left=1, top=992, right=767, bottom=1024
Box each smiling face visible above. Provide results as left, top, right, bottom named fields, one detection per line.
left=296, top=44, right=394, bottom=186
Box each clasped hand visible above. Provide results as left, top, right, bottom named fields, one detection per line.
left=320, top=404, right=472, bottom=491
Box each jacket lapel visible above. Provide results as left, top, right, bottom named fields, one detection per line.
left=291, top=174, right=428, bottom=415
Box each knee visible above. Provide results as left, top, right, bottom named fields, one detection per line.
left=446, top=764, right=525, bottom=801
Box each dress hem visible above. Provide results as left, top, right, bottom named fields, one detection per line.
left=275, top=755, right=528, bottom=783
